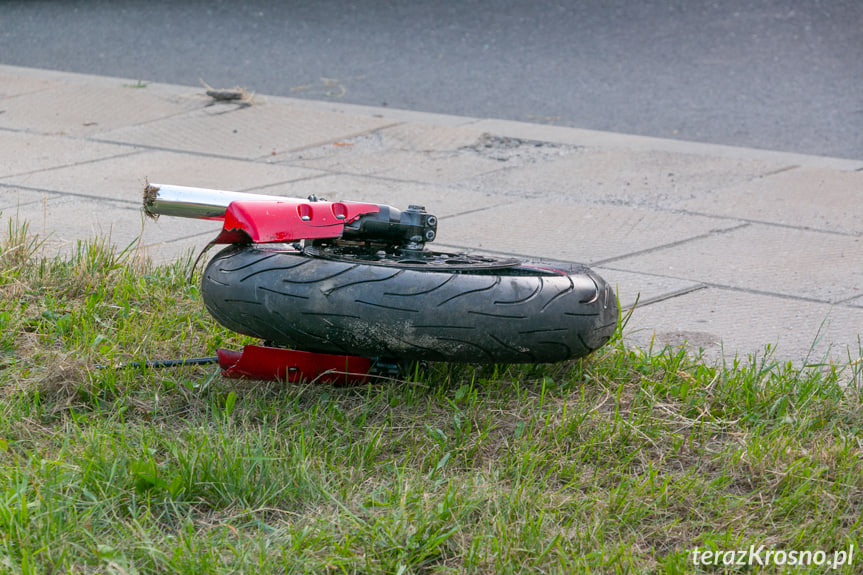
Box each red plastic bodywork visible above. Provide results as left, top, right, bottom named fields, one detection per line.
left=213, top=200, right=380, bottom=244
left=217, top=345, right=372, bottom=384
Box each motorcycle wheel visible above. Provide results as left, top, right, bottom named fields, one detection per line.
left=201, top=245, right=618, bottom=363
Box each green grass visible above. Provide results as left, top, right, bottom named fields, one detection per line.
left=0, top=219, right=861, bottom=573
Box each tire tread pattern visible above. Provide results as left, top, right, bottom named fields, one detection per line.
left=202, top=246, right=618, bottom=363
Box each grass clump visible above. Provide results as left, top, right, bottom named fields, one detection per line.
left=0, top=219, right=861, bottom=573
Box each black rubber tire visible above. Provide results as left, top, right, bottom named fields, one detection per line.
left=201, top=245, right=618, bottom=363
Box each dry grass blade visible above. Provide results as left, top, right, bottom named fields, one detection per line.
left=0, top=215, right=46, bottom=271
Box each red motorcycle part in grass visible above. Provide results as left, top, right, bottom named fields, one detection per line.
left=216, top=345, right=372, bottom=384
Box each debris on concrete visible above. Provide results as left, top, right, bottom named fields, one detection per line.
left=200, top=79, right=255, bottom=106
left=461, top=133, right=578, bottom=163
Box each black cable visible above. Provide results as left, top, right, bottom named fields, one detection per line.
left=95, top=357, right=219, bottom=370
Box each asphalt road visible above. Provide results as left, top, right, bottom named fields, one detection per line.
left=1, top=0, right=861, bottom=159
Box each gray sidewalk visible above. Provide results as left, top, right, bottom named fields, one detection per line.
left=2, top=64, right=862, bottom=366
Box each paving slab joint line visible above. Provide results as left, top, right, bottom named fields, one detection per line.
left=0, top=182, right=146, bottom=209
left=588, top=222, right=751, bottom=267
left=1, top=149, right=146, bottom=181
left=99, top=103, right=224, bottom=136
left=0, top=126, right=145, bottom=154
left=85, top=138, right=253, bottom=163
left=141, top=229, right=218, bottom=249
left=279, top=168, right=484, bottom=189
left=0, top=84, right=55, bottom=102
left=237, top=173, right=337, bottom=195
left=673, top=208, right=863, bottom=239
left=253, top=120, right=405, bottom=159
left=834, top=293, right=863, bottom=306
left=437, top=200, right=522, bottom=221
left=87, top=121, right=406, bottom=163
left=754, top=164, right=801, bottom=179
left=598, top=264, right=863, bottom=309
left=623, top=284, right=708, bottom=311
left=691, top=283, right=857, bottom=308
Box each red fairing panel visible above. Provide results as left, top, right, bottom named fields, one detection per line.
left=217, top=345, right=372, bottom=384
left=213, top=200, right=380, bottom=244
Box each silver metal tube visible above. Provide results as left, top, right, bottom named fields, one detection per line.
left=143, top=183, right=299, bottom=219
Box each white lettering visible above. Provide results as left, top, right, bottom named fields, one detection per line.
left=833, top=546, right=852, bottom=570
left=749, top=544, right=765, bottom=566
left=690, top=545, right=853, bottom=569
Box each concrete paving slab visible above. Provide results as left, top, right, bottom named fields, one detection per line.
left=96, top=102, right=397, bottom=160
left=0, top=64, right=194, bottom=95
left=266, top=93, right=479, bottom=128
left=678, top=166, right=863, bottom=235
left=137, top=233, right=219, bottom=265
left=252, top=174, right=514, bottom=218
left=1, top=196, right=144, bottom=258
left=437, top=201, right=742, bottom=265
left=377, top=123, right=490, bottom=152
left=0, top=74, right=57, bottom=98
left=273, top=123, right=489, bottom=162
left=466, top=118, right=863, bottom=171
left=138, top=221, right=223, bottom=263
left=623, top=287, right=863, bottom=365
left=280, top=129, right=578, bottom=185
left=0, top=131, right=138, bottom=178
left=0, top=195, right=220, bottom=261
left=590, top=267, right=705, bottom=311
left=291, top=148, right=514, bottom=185
left=0, top=81, right=203, bottom=136
left=0, top=150, right=325, bottom=202
left=0, top=187, right=61, bottom=212
left=466, top=147, right=789, bottom=206
left=610, top=223, right=863, bottom=304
